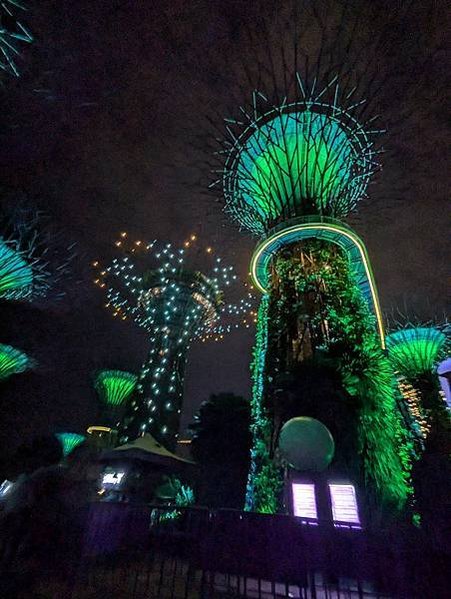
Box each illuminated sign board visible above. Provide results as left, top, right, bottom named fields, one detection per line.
left=102, top=471, right=126, bottom=487
left=329, top=483, right=361, bottom=527
left=292, top=483, right=318, bottom=520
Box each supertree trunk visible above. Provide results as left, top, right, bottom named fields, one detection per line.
left=122, top=332, right=190, bottom=451
left=246, top=240, right=412, bottom=514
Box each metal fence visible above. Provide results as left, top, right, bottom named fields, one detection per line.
left=1, top=503, right=449, bottom=597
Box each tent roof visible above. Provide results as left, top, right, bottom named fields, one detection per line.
left=101, top=433, right=194, bottom=466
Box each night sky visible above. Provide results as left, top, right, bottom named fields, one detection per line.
left=0, top=0, right=449, bottom=458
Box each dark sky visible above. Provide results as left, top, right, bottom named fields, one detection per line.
left=0, top=0, right=449, bottom=457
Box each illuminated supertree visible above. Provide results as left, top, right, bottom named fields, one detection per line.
left=89, top=369, right=138, bottom=447
left=212, top=75, right=412, bottom=514
left=387, top=327, right=447, bottom=380
left=94, top=233, right=254, bottom=449
left=0, top=1, right=33, bottom=79
left=387, top=326, right=449, bottom=440
left=95, top=369, right=138, bottom=410
left=0, top=343, right=33, bottom=381
left=0, top=202, right=76, bottom=304
left=386, top=324, right=451, bottom=534
left=55, top=432, right=85, bottom=457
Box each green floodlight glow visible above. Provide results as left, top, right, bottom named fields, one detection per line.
left=217, top=78, right=381, bottom=236
left=0, top=343, right=33, bottom=380
left=386, top=327, right=446, bottom=378
left=55, top=432, right=85, bottom=457
left=238, top=111, right=357, bottom=218
left=94, top=369, right=138, bottom=407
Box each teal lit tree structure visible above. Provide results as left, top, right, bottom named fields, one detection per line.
left=95, top=369, right=138, bottom=410
left=387, top=327, right=447, bottom=380
left=0, top=343, right=33, bottom=381
left=387, top=326, right=449, bottom=440
left=0, top=1, right=33, bottom=79
left=386, top=325, right=451, bottom=534
left=212, top=77, right=412, bottom=514
left=93, top=369, right=138, bottom=433
left=0, top=203, right=76, bottom=304
left=94, top=233, right=254, bottom=450
left=55, top=432, right=85, bottom=457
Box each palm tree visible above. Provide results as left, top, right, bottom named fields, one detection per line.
left=189, top=393, right=251, bottom=508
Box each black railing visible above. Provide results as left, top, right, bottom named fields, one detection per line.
left=1, top=502, right=449, bottom=597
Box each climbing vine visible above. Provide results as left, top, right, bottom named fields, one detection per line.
left=245, top=295, right=282, bottom=513
left=247, top=239, right=413, bottom=514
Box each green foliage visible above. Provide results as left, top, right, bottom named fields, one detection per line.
left=248, top=240, right=413, bottom=513
left=175, top=483, right=195, bottom=507
left=246, top=295, right=283, bottom=513
left=286, top=243, right=413, bottom=508
left=153, top=476, right=195, bottom=522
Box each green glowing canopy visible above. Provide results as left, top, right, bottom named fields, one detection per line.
left=0, top=343, right=33, bottom=381
left=0, top=240, right=33, bottom=300
left=238, top=111, right=355, bottom=215
left=223, top=100, right=375, bottom=235
left=94, top=369, right=138, bottom=407
left=386, top=327, right=446, bottom=378
left=55, top=432, right=85, bottom=457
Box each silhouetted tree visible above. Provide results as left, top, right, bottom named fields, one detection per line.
left=189, top=393, right=251, bottom=508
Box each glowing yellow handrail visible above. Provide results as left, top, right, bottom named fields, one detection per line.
left=250, top=222, right=385, bottom=348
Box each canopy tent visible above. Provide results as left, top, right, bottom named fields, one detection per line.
left=101, top=433, right=194, bottom=468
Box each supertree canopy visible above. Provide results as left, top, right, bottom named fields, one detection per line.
left=94, top=369, right=138, bottom=408
left=386, top=327, right=447, bottom=379
left=55, top=432, right=85, bottom=457
left=0, top=202, right=76, bottom=304
left=0, top=1, right=33, bottom=78
left=94, top=233, right=254, bottom=449
left=387, top=326, right=449, bottom=441
left=0, top=343, right=33, bottom=381
left=0, top=240, right=33, bottom=299
left=215, top=80, right=385, bottom=348
left=212, top=75, right=412, bottom=515
left=219, top=82, right=378, bottom=237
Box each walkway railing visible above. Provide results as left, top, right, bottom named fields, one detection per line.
left=1, top=502, right=449, bottom=597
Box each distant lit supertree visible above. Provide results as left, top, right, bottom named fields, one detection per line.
left=55, top=432, right=85, bottom=457
left=0, top=202, right=76, bottom=304
left=0, top=1, right=33, bottom=79
left=387, top=326, right=449, bottom=439
left=0, top=343, right=33, bottom=381
left=91, top=369, right=138, bottom=444
left=387, top=328, right=447, bottom=380
left=211, top=73, right=412, bottom=514
left=94, top=233, right=255, bottom=449
left=95, top=369, right=138, bottom=409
